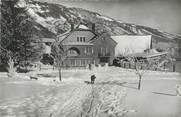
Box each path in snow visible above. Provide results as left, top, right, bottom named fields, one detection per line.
left=0, top=81, right=92, bottom=117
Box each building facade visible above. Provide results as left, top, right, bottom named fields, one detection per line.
left=58, top=24, right=117, bottom=68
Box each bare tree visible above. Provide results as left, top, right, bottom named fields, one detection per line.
left=126, top=53, right=175, bottom=90
left=125, top=56, right=151, bottom=90
left=117, top=48, right=174, bottom=90
left=51, top=40, right=67, bottom=81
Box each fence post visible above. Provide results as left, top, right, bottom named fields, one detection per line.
left=173, top=63, right=175, bottom=72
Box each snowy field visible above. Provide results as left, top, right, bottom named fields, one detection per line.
left=0, top=67, right=181, bottom=117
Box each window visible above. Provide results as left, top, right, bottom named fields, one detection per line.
left=81, top=60, right=85, bottom=66
left=71, top=60, right=75, bottom=66
left=84, top=47, right=87, bottom=53
left=85, top=47, right=93, bottom=54
left=100, top=47, right=103, bottom=55
left=92, top=48, right=94, bottom=54
left=83, top=37, right=86, bottom=42
left=105, top=48, right=108, bottom=56
left=75, top=60, right=80, bottom=66
left=80, top=37, right=82, bottom=42
left=77, top=37, right=86, bottom=42
left=77, top=37, right=79, bottom=42
left=100, top=47, right=107, bottom=56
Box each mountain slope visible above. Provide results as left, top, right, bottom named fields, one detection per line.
left=4, top=0, right=181, bottom=54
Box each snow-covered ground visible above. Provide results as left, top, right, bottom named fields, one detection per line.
left=0, top=67, right=181, bottom=117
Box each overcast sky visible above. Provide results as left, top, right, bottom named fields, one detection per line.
left=38, top=0, right=181, bottom=35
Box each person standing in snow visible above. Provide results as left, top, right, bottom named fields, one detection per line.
left=176, top=84, right=181, bottom=96
left=91, top=74, right=96, bottom=84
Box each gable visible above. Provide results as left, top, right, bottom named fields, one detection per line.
left=93, top=33, right=117, bottom=47
left=61, top=30, right=96, bottom=44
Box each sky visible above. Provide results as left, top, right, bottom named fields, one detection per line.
left=38, top=0, right=181, bottom=35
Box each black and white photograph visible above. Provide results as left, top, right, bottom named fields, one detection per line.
left=0, top=0, right=181, bottom=116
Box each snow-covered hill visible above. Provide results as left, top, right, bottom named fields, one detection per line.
left=2, top=0, right=181, bottom=55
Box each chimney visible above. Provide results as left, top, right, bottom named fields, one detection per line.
left=92, top=23, right=95, bottom=33
left=70, top=23, right=74, bottom=31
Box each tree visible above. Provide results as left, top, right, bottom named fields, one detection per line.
left=1, top=0, right=44, bottom=71
left=125, top=56, right=151, bottom=90
left=51, top=40, right=67, bottom=81
left=123, top=52, right=174, bottom=90
left=0, top=46, right=16, bottom=74
left=117, top=48, right=170, bottom=90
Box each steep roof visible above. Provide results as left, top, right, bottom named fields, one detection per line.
left=57, top=24, right=96, bottom=44
left=111, top=35, right=152, bottom=56
left=90, top=32, right=117, bottom=46
left=41, top=38, right=55, bottom=43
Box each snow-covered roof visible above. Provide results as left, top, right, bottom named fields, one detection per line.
left=41, top=38, right=55, bottom=43
left=78, top=24, right=90, bottom=30
left=127, top=51, right=168, bottom=58
left=111, top=35, right=152, bottom=56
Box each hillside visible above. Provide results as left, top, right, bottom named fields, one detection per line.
left=3, top=0, right=181, bottom=54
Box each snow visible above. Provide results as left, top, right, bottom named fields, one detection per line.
left=43, top=44, right=51, bottom=54
left=27, top=8, right=47, bottom=25
left=46, top=16, right=55, bottom=21
left=59, top=15, right=67, bottom=22
left=27, top=8, right=58, bottom=33
left=0, top=67, right=180, bottom=116
left=34, top=25, right=41, bottom=30
left=97, top=15, right=114, bottom=21
left=117, top=20, right=124, bottom=23
left=16, top=0, right=26, bottom=8
left=29, top=3, right=49, bottom=13
left=78, top=24, right=89, bottom=30
left=111, top=35, right=152, bottom=56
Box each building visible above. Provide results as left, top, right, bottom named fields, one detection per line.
left=111, top=35, right=152, bottom=57
left=57, top=24, right=117, bottom=68
left=57, top=24, right=153, bottom=68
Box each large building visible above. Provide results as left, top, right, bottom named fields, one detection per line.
left=57, top=24, right=117, bottom=68
left=57, top=24, right=152, bottom=68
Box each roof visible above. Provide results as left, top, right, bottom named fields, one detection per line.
left=78, top=24, right=90, bottom=30
left=62, top=42, right=94, bottom=46
left=57, top=24, right=96, bottom=44
left=41, top=38, right=55, bottom=43
left=57, top=32, right=70, bottom=42
left=111, top=35, right=152, bottom=56
left=126, top=49, right=168, bottom=58
left=90, top=32, right=117, bottom=45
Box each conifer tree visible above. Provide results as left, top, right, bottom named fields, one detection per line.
left=1, top=0, right=44, bottom=71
